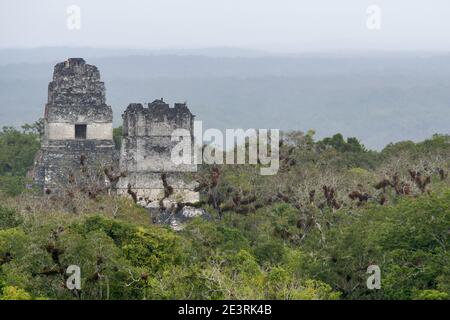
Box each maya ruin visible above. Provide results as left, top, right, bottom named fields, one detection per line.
left=32, top=58, right=198, bottom=207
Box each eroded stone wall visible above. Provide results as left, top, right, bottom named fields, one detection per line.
left=33, top=58, right=198, bottom=204
left=33, top=58, right=115, bottom=191
left=43, top=58, right=113, bottom=145
left=117, top=100, right=199, bottom=204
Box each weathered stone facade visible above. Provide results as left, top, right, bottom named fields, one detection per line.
left=33, top=58, right=198, bottom=205
left=117, top=100, right=199, bottom=205
left=33, top=58, right=115, bottom=191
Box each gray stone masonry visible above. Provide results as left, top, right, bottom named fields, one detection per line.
left=117, top=100, right=199, bottom=204
left=33, top=58, right=115, bottom=192
left=32, top=58, right=198, bottom=205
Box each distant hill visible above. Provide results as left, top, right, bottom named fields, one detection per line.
left=1, top=47, right=450, bottom=150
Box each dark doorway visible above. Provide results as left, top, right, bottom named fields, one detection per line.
left=75, top=124, right=87, bottom=139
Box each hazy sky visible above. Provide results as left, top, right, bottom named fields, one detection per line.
left=1, top=0, right=450, bottom=52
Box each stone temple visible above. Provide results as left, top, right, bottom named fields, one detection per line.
left=33, top=58, right=198, bottom=205
left=117, top=100, right=199, bottom=204
left=33, top=58, right=115, bottom=191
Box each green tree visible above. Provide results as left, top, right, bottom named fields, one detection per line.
left=0, top=126, right=40, bottom=176
left=113, top=126, right=123, bottom=150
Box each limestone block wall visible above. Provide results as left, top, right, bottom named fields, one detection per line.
left=45, top=122, right=113, bottom=141
left=33, top=58, right=115, bottom=191
left=117, top=100, right=198, bottom=203
left=42, top=58, right=113, bottom=144
left=32, top=58, right=199, bottom=204
left=38, top=140, right=115, bottom=191
left=116, top=172, right=200, bottom=203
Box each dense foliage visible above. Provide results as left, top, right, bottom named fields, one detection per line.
left=0, top=125, right=449, bottom=300
left=0, top=124, right=40, bottom=196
